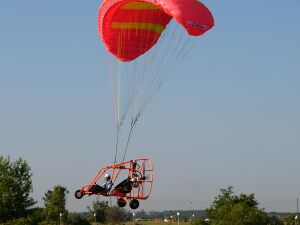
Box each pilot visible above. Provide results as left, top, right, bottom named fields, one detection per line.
left=103, top=174, right=113, bottom=191
left=91, top=173, right=113, bottom=194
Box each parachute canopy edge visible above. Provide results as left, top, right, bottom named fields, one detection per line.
left=98, top=0, right=214, bottom=61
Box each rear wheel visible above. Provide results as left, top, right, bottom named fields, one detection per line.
left=74, top=190, right=84, bottom=199
left=129, top=199, right=139, bottom=209
left=117, top=198, right=127, bottom=207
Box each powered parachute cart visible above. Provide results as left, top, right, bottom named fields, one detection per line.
left=75, top=158, right=153, bottom=209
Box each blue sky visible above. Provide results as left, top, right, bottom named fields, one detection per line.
left=1, top=1, right=300, bottom=212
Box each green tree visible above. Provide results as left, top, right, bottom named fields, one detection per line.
left=43, top=185, right=69, bottom=223
left=190, top=219, right=209, bottom=225
left=268, top=215, right=284, bottom=225
left=27, top=207, right=45, bottom=225
left=87, top=200, right=109, bottom=223
left=67, top=213, right=91, bottom=225
left=0, top=156, right=35, bottom=223
left=206, top=186, right=284, bottom=225
left=284, top=214, right=298, bottom=225
left=136, top=209, right=146, bottom=219
left=0, top=217, right=34, bottom=225
left=106, top=206, right=131, bottom=223
left=0, top=208, right=45, bottom=225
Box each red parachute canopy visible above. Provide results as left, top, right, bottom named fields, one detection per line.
left=98, top=0, right=214, bottom=62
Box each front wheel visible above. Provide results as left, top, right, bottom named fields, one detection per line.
left=129, top=199, right=139, bottom=209
left=74, top=190, right=84, bottom=199
left=117, top=198, right=127, bottom=207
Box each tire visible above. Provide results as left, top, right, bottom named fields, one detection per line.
left=129, top=199, right=139, bottom=209
left=117, top=198, right=127, bottom=208
left=75, top=190, right=84, bottom=199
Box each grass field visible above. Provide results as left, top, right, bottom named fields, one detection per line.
left=89, top=222, right=192, bottom=225
left=111, top=222, right=192, bottom=225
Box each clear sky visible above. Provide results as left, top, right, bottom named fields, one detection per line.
left=1, top=0, right=300, bottom=212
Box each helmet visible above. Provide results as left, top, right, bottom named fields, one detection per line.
left=104, top=174, right=111, bottom=179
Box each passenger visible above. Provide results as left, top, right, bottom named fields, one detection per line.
left=91, top=174, right=113, bottom=194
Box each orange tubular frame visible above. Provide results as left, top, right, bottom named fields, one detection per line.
left=77, top=158, right=154, bottom=201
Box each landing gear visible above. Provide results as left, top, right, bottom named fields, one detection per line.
left=129, top=199, right=139, bottom=209
left=74, top=190, right=84, bottom=199
left=117, top=198, right=127, bottom=207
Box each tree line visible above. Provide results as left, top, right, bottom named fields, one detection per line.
left=0, top=156, right=297, bottom=225
left=0, top=156, right=131, bottom=225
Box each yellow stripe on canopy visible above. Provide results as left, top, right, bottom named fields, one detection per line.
left=121, top=2, right=159, bottom=10
left=112, top=22, right=165, bottom=34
